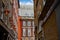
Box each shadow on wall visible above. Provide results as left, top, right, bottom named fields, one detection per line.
left=0, top=25, right=8, bottom=40
left=55, top=2, right=60, bottom=40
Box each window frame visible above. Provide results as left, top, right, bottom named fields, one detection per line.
left=27, top=21, right=31, bottom=27
left=22, top=28, right=26, bottom=36
left=28, top=28, right=31, bottom=36
left=22, top=20, right=26, bottom=27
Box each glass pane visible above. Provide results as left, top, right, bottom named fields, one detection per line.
left=23, top=28, right=26, bottom=36
left=27, top=21, right=31, bottom=26
left=28, top=28, right=31, bottom=36
left=23, top=21, right=26, bottom=26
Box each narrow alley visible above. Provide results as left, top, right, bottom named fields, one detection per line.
left=0, top=0, right=60, bottom=40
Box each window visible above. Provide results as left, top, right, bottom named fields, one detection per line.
left=27, top=21, right=31, bottom=26
left=23, top=28, right=26, bottom=36
left=23, top=21, right=26, bottom=26
left=28, top=29, right=31, bottom=36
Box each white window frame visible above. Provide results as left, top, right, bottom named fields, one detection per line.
left=28, top=28, right=31, bottom=36
left=23, top=21, right=26, bottom=26
left=23, top=28, right=26, bottom=36
left=27, top=21, right=31, bottom=27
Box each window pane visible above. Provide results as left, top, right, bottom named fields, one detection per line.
left=23, top=21, right=26, bottom=26
left=27, top=21, right=31, bottom=26
left=28, top=29, right=31, bottom=36
left=23, top=29, right=26, bottom=36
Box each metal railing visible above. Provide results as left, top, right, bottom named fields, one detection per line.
left=0, top=7, right=16, bottom=38
left=0, top=7, right=10, bottom=27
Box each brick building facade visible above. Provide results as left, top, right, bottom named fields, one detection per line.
left=19, top=4, right=35, bottom=40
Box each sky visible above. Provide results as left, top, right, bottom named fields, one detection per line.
left=19, top=0, right=33, bottom=5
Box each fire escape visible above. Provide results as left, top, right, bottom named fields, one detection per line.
left=0, top=0, right=16, bottom=40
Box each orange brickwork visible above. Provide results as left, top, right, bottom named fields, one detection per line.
left=18, top=16, right=22, bottom=40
